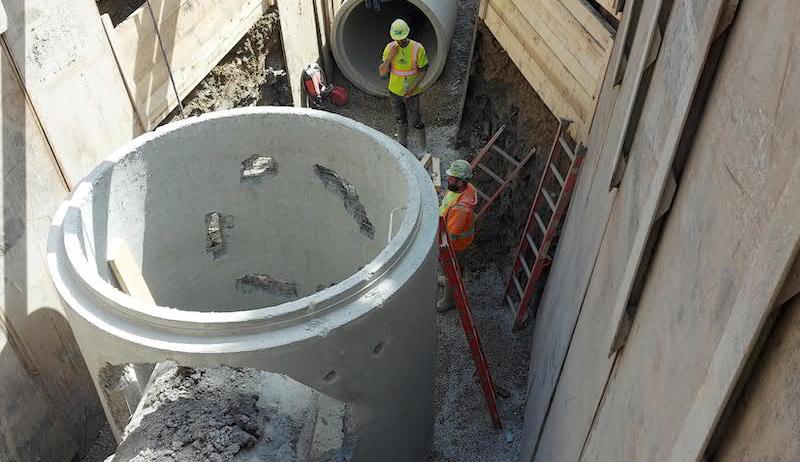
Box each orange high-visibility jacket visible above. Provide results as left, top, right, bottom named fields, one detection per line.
left=439, top=183, right=477, bottom=252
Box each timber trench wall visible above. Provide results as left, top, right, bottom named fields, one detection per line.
left=518, top=0, right=800, bottom=461
left=478, top=0, right=617, bottom=140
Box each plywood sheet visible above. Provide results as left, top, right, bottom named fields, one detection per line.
left=578, top=1, right=798, bottom=461
left=2, top=0, right=141, bottom=188
left=0, top=37, right=103, bottom=456
left=111, top=0, right=273, bottom=128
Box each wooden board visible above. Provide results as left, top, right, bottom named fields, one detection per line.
left=431, top=157, right=442, bottom=192
left=2, top=0, right=141, bottom=188
left=109, top=240, right=156, bottom=304
left=110, top=0, right=273, bottom=128
left=483, top=3, right=587, bottom=136
left=0, top=36, right=104, bottom=456
left=278, top=0, right=321, bottom=106
left=488, top=0, right=596, bottom=108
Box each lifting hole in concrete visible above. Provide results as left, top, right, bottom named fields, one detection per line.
left=241, top=154, right=278, bottom=184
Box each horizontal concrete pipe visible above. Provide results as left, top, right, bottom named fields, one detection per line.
left=47, top=108, right=439, bottom=461
left=331, top=0, right=457, bottom=96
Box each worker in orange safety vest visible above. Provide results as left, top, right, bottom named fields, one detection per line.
left=437, top=159, right=477, bottom=312
left=378, top=18, right=429, bottom=155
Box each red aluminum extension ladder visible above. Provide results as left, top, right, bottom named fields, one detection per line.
left=438, top=216, right=503, bottom=428
left=503, top=120, right=586, bottom=330
left=469, top=111, right=538, bottom=222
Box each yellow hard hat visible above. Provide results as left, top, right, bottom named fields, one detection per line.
left=390, top=19, right=410, bottom=40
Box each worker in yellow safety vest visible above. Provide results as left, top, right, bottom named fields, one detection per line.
left=378, top=18, right=429, bottom=155
left=437, top=159, right=477, bottom=312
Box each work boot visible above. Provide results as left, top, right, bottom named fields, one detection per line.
left=436, top=286, right=455, bottom=313
left=397, top=125, right=409, bottom=147
left=415, top=127, right=427, bottom=153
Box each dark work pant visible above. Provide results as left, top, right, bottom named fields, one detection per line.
left=389, top=93, right=424, bottom=129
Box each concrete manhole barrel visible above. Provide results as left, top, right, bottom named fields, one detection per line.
left=47, top=107, right=439, bottom=461
left=331, top=0, right=457, bottom=96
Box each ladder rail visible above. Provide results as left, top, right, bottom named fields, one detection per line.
left=475, top=146, right=538, bottom=221
left=503, top=119, right=567, bottom=301
left=512, top=142, right=585, bottom=329
left=438, top=218, right=503, bottom=428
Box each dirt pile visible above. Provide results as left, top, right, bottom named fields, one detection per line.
left=108, top=364, right=351, bottom=462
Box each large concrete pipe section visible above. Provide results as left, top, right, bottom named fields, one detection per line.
left=47, top=107, right=439, bottom=461
left=331, top=0, right=457, bottom=96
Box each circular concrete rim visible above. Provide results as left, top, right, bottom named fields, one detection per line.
left=331, top=0, right=449, bottom=97
left=48, top=107, right=431, bottom=335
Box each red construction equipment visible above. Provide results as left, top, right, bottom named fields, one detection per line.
left=469, top=110, right=538, bottom=221
left=438, top=216, right=503, bottom=429
left=503, top=119, right=585, bottom=330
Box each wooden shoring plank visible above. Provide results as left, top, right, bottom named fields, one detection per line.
left=113, top=0, right=272, bottom=128
left=100, top=13, right=147, bottom=132
left=483, top=3, right=587, bottom=132
left=420, top=153, right=432, bottom=168
left=489, top=0, right=601, bottom=98
left=555, top=0, right=616, bottom=50
left=667, top=158, right=800, bottom=462
left=530, top=0, right=609, bottom=82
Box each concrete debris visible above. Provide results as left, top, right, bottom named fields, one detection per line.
left=205, top=212, right=235, bottom=256
left=241, top=154, right=278, bottom=182
left=236, top=273, right=298, bottom=298
left=313, top=164, right=375, bottom=239
left=107, top=363, right=353, bottom=462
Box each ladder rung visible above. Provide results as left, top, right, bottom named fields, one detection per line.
left=534, top=212, right=547, bottom=234
left=543, top=189, right=556, bottom=211
left=512, top=275, right=525, bottom=299
left=559, top=137, right=575, bottom=161
left=526, top=233, right=539, bottom=258
left=550, top=162, right=565, bottom=188
left=474, top=185, right=491, bottom=202
left=477, top=163, right=505, bottom=185
left=519, top=254, right=532, bottom=278
left=506, top=295, right=516, bottom=312
left=491, top=145, right=520, bottom=167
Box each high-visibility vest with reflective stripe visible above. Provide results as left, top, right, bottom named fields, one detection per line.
left=390, top=41, right=421, bottom=77
left=383, top=40, right=426, bottom=96
left=439, top=185, right=477, bottom=252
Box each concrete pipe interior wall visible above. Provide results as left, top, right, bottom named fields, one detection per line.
left=82, top=110, right=405, bottom=311
left=331, top=0, right=457, bottom=96
left=48, top=107, right=439, bottom=461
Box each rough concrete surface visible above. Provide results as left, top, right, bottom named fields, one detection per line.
left=107, top=364, right=351, bottom=462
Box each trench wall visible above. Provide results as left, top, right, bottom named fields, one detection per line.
left=477, top=0, right=616, bottom=140
left=518, top=0, right=800, bottom=461
left=0, top=0, right=322, bottom=460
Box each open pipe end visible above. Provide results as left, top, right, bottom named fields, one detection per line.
left=331, top=0, right=457, bottom=96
